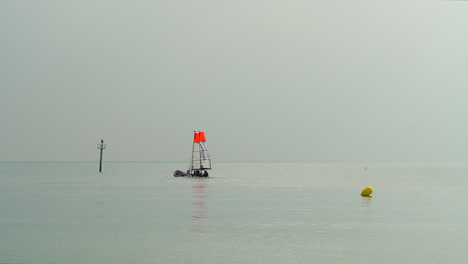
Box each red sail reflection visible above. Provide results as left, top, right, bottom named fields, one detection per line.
left=191, top=180, right=208, bottom=233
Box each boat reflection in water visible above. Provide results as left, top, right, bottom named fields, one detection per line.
left=191, top=179, right=208, bottom=233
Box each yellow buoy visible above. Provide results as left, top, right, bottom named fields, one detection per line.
left=361, top=186, right=373, bottom=196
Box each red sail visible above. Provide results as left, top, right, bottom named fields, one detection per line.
left=199, top=132, right=206, bottom=142
left=194, top=132, right=201, bottom=143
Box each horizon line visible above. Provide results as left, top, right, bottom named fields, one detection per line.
left=0, top=160, right=467, bottom=164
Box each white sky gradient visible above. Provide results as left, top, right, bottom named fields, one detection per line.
left=2, top=0, right=468, bottom=162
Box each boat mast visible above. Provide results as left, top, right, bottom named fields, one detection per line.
left=199, top=136, right=203, bottom=170
left=190, top=130, right=197, bottom=173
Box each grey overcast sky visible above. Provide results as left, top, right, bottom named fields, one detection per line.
left=1, top=0, right=468, bottom=162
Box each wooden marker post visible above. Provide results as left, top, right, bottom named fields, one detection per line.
left=97, top=139, right=106, bottom=172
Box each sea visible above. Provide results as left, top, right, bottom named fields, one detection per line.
left=1, top=161, right=468, bottom=264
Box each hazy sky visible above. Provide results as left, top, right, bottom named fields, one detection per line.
left=2, top=0, right=468, bottom=162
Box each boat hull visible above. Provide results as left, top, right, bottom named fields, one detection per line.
left=173, top=170, right=188, bottom=177
left=173, top=170, right=209, bottom=177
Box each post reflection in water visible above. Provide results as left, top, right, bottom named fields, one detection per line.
left=191, top=179, right=208, bottom=233
left=361, top=196, right=373, bottom=206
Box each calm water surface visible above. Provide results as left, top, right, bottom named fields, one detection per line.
left=1, top=161, right=468, bottom=263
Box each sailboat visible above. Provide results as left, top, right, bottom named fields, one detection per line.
left=173, top=131, right=212, bottom=177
